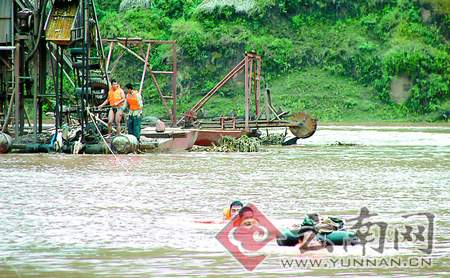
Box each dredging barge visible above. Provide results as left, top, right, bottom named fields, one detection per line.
left=0, top=0, right=316, bottom=154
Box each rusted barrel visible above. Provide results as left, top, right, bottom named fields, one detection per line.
left=0, top=132, right=13, bottom=154
left=111, top=134, right=138, bottom=154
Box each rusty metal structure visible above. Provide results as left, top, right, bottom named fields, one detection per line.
left=179, top=52, right=261, bottom=129
left=0, top=0, right=108, bottom=142
left=178, top=52, right=317, bottom=139
left=1, top=0, right=48, bottom=139
left=102, top=38, right=178, bottom=126
left=0, top=0, right=316, bottom=153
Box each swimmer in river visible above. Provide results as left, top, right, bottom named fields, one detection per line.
left=297, top=229, right=324, bottom=251
left=235, top=206, right=259, bottom=227
left=223, top=200, right=244, bottom=220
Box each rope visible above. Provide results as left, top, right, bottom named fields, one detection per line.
left=87, top=108, right=130, bottom=174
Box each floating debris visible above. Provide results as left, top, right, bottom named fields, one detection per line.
left=260, top=133, right=284, bottom=145
left=216, top=135, right=260, bottom=152
left=191, top=135, right=261, bottom=152
left=329, top=141, right=359, bottom=146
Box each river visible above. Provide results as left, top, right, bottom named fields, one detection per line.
left=0, top=125, right=449, bottom=277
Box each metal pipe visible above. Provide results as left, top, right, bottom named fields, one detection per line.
left=149, top=71, right=171, bottom=118
left=48, top=49, right=75, bottom=88
left=103, top=38, right=176, bottom=44
left=116, top=42, right=171, bottom=118
left=255, top=58, right=261, bottom=117
left=176, top=55, right=251, bottom=126
left=249, top=56, right=254, bottom=118
left=80, top=0, right=90, bottom=137
left=199, top=119, right=303, bottom=127
left=105, top=41, right=114, bottom=73
left=33, top=0, right=42, bottom=142
left=54, top=45, right=60, bottom=130
left=117, top=42, right=145, bottom=62
left=24, top=108, right=31, bottom=127
left=14, top=40, right=24, bottom=137
left=109, top=47, right=125, bottom=76
left=192, top=59, right=245, bottom=112
left=139, top=43, right=151, bottom=95
left=244, top=55, right=249, bottom=130
left=91, top=0, right=109, bottom=83
left=171, top=43, right=177, bottom=126
left=10, top=143, right=52, bottom=153
left=0, top=46, right=15, bottom=51
left=59, top=46, right=64, bottom=127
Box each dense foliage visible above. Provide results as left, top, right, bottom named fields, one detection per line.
left=96, top=0, right=449, bottom=121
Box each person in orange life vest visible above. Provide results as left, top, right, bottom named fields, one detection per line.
left=223, top=200, right=243, bottom=221
left=98, top=79, right=126, bottom=137
left=124, top=83, right=143, bottom=141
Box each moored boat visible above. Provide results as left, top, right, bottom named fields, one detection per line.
left=194, top=129, right=245, bottom=146
left=141, top=127, right=198, bottom=151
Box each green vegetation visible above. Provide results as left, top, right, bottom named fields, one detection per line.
left=260, top=133, right=284, bottom=145
left=191, top=135, right=261, bottom=152
left=96, top=0, right=449, bottom=123
left=269, top=68, right=446, bottom=122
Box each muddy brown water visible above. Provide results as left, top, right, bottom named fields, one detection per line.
left=0, top=125, right=449, bottom=277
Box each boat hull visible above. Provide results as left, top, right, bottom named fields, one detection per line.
left=141, top=128, right=198, bottom=151
left=194, top=129, right=244, bottom=146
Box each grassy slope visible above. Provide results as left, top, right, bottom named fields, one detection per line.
left=269, top=68, right=430, bottom=123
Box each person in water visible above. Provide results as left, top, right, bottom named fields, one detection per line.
left=236, top=206, right=259, bottom=228
left=223, top=200, right=243, bottom=220
left=297, top=228, right=324, bottom=250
